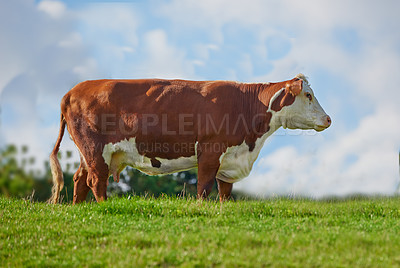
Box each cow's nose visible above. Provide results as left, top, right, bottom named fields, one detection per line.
left=325, top=115, right=331, bottom=127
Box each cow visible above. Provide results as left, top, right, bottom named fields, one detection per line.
left=49, top=74, right=331, bottom=204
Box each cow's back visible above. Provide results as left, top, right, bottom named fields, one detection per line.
left=65, top=79, right=207, bottom=114
left=63, top=79, right=248, bottom=137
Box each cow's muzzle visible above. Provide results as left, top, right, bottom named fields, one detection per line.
left=315, top=115, right=331, bottom=131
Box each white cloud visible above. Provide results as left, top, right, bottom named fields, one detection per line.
left=74, top=3, right=194, bottom=80
left=78, top=3, right=139, bottom=45
left=139, top=29, right=195, bottom=79
left=58, top=32, right=83, bottom=48
left=76, top=3, right=197, bottom=78
left=193, top=43, right=219, bottom=63
left=77, top=3, right=140, bottom=71
left=72, top=58, right=98, bottom=78
left=37, top=0, right=66, bottom=19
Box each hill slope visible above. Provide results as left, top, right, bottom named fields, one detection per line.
left=1, top=196, right=400, bottom=267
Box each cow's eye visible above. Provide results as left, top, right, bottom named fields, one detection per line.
left=305, top=92, right=312, bottom=101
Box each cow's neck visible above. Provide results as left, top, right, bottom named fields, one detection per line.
left=231, top=82, right=285, bottom=154
left=255, top=82, right=290, bottom=141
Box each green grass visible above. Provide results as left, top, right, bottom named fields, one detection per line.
left=1, top=196, right=400, bottom=267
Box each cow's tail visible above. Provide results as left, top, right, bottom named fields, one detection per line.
left=49, top=114, right=66, bottom=204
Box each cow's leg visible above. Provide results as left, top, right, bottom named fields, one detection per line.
left=73, top=163, right=90, bottom=204
left=216, top=178, right=233, bottom=202
left=196, top=147, right=221, bottom=199
left=87, top=161, right=109, bottom=202
left=88, top=172, right=108, bottom=202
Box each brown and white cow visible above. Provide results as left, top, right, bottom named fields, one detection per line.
left=49, top=74, right=331, bottom=204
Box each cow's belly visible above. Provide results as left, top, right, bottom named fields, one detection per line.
left=102, top=132, right=271, bottom=181
left=135, top=155, right=197, bottom=175
left=102, top=138, right=197, bottom=176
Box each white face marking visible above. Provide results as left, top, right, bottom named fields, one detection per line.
left=277, top=81, right=329, bottom=131
left=102, top=138, right=197, bottom=176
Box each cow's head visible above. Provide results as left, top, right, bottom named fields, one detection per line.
left=273, top=74, right=331, bottom=132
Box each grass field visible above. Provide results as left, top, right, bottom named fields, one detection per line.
left=1, top=196, right=400, bottom=267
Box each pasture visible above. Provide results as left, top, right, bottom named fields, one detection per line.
left=1, top=196, right=400, bottom=267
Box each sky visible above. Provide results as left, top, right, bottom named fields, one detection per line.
left=1, top=0, right=400, bottom=198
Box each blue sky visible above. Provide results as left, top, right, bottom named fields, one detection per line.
left=1, top=0, right=400, bottom=197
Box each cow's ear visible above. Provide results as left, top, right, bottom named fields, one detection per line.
left=286, top=78, right=303, bottom=96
